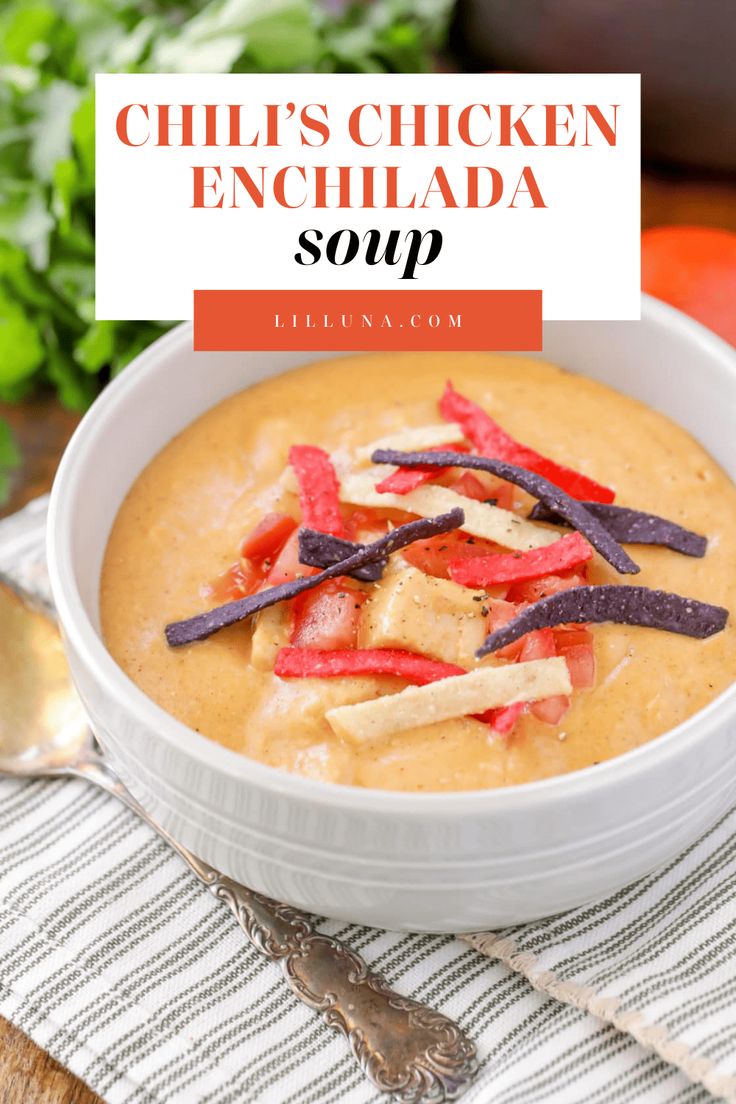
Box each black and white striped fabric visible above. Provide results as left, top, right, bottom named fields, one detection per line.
left=1, top=499, right=732, bottom=1104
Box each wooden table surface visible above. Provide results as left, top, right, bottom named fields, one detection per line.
left=1, top=166, right=736, bottom=1104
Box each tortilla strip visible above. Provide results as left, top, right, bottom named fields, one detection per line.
left=354, top=423, right=464, bottom=463
left=371, top=449, right=638, bottom=574
left=165, top=508, right=465, bottom=646
left=325, top=656, right=571, bottom=743
left=477, top=585, right=729, bottom=657
left=340, top=473, right=557, bottom=551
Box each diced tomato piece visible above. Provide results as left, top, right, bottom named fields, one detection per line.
left=519, top=628, right=557, bottom=661
left=240, top=513, right=296, bottom=562
left=204, top=560, right=263, bottom=603
left=518, top=628, right=571, bottom=724
left=265, top=529, right=318, bottom=586
left=345, top=507, right=390, bottom=544
left=489, top=701, right=526, bottom=736
left=446, top=472, right=490, bottom=501
left=401, top=534, right=452, bottom=578
left=489, top=480, right=516, bottom=511
left=447, top=534, right=504, bottom=562
left=554, top=626, right=592, bottom=650
left=531, top=695, right=571, bottom=725
left=345, top=508, right=383, bottom=535
left=444, top=470, right=516, bottom=510
left=402, top=530, right=501, bottom=580
left=290, top=581, right=367, bottom=650
left=506, top=569, right=587, bottom=605
left=485, top=598, right=527, bottom=660
left=559, top=643, right=596, bottom=689
left=345, top=506, right=414, bottom=538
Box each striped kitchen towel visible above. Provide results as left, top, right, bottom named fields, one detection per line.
left=1, top=496, right=734, bottom=1104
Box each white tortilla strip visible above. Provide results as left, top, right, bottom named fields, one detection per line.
left=354, top=423, right=465, bottom=463
left=340, top=473, right=557, bottom=552
left=250, top=604, right=291, bottom=671
left=279, top=425, right=465, bottom=494
left=326, top=657, right=572, bottom=744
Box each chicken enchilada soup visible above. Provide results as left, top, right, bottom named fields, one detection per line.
left=100, top=352, right=734, bottom=791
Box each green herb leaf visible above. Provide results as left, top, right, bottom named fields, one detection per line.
left=0, top=288, right=45, bottom=386
left=74, top=319, right=117, bottom=373
left=47, top=348, right=98, bottom=410
left=0, top=418, right=21, bottom=507
left=0, top=0, right=453, bottom=417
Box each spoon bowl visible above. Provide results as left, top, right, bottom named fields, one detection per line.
left=0, top=582, right=91, bottom=775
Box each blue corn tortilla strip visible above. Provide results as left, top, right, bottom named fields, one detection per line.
left=165, top=508, right=465, bottom=647
left=371, top=448, right=640, bottom=576
left=298, top=527, right=385, bottom=582
left=476, top=584, right=728, bottom=658
left=528, top=501, right=707, bottom=557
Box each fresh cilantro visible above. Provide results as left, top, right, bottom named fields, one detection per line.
left=0, top=418, right=21, bottom=507
left=0, top=0, right=453, bottom=416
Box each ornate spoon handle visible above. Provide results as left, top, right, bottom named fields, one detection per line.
left=74, top=755, right=479, bottom=1103
left=201, top=875, right=478, bottom=1101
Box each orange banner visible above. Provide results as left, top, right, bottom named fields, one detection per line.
left=193, top=289, right=542, bottom=351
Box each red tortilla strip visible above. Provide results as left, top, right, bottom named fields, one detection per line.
left=439, top=382, right=615, bottom=504
left=375, top=442, right=469, bottom=495
left=439, top=382, right=523, bottom=457
left=449, top=532, right=593, bottom=587
left=275, top=646, right=507, bottom=727
left=289, top=445, right=346, bottom=537
left=371, top=449, right=638, bottom=575
left=275, top=647, right=465, bottom=683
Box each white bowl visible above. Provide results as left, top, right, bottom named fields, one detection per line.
left=47, top=297, right=736, bottom=933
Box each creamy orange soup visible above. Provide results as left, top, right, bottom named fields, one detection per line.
left=100, top=353, right=736, bottom=791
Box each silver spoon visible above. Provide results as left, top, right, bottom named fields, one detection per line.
left=0, top=581, right=478, bottom=1102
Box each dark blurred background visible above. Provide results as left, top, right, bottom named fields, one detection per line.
left=453, top=0, right=736, bottom=171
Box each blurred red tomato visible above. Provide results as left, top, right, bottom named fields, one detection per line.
left=641, top=226, right=736, bottom=346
